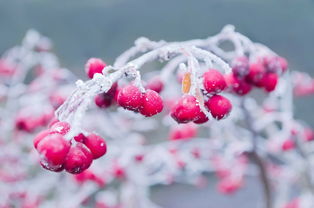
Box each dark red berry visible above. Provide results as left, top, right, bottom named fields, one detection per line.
left=193, top=111, right=209, bottom=124
left=205, top=95, right=232, bottom=120
left=203, top=69, right=227, bottom=94
left=139, top=89, right=163, bottom=117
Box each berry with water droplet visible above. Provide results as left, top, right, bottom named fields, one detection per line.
left=64, top=143, right=93, bottom=174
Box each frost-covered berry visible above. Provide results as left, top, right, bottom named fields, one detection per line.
left=225, top=73, right=252, bottom=96
left=84, top=133, right=107, bottom=159
left=117, top=85, right=143, bottom=112
left=64, top=143, right=93, bottom=174
left=85, top=58, right=106, bottom=79
left=193, top=111, right=208, bottom=124
left=231, top=56, right=249, bottom=78
left=49, top=121, right=70, bottom=135
left=263, top=56, right=288, bottom=73
left=246, top=62, right=265, bottom=86
left=145, top=76, right=164, bottom=93
left=171, top=95, right=202, bottom=123
left=37, top=134, right=70, bottom=171
left=261, top=73, right=278, bottom=92
left=33, top=130, right=50, bottom=149
left=203, top=69, right=226, bottom=94
left=205, top=95, right=232, bottom=120
left=139, top=89, right=163, bottom=117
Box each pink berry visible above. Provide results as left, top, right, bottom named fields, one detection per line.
left=278, top=56, right=288, bottom=73
left=64, top=143, right=93, bottom=174
left=169, top=123, right=197, bottom=140
left=84, top=133, right=107, bottom=159
left=261, top=73, right=278, bottom=92
left=33, top=130, right=50, bottom=149
left=225, top=73, right=252, bottom=96
left=217, top=178, right=242, bottom=194
left=170, top=95, right=202, bottom=123
left=145, top=76, right=164, bottom=93
left=246, top=62, right=265, bottom=86
left=203, top=69, right=227, bottom=94
left=37, top=134, right=70, bottom=171
left=49, top=121, right=71, bottom=135
left=231, top=56, right=249, bottom=78
left=117, top=85, right=143, bottom=112
left=139, top=89, right=163, bottom=117
left=85, top=58, right=106, bottom=79
left=205, top=95, right=232, bottom=120
left=282, top=139, right=295, bottom=151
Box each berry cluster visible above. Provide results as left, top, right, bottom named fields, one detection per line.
left=86, top=58, right=164, bottom=117
left=171, top=69, right=232, bottom=124
left=33, top=121, right=107, bottom=174
left=225, top=55, right=288, bottom=95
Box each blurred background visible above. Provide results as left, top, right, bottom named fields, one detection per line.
left=0, top=0, right=314, bottom=207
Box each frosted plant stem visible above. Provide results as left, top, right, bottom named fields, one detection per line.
left=241, top=98, right=273, bottom=208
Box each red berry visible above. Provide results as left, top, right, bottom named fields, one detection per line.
left=33, top=130, right=50, bottom=149
left=64, top=143, right=93, bottom=174
left=84, top=133, right=107, bottom=159
left=225, top=73, right=252, bottom=96
left=117, top=85, right=143, bottom=112
left=49, top=121, right=71, bottom=135
left=74, top=133, right=87, bottom=143
left=170, top=95, right=202, bottom=123
left=145, top=76, right=164, bottom=93
left=139, top=89, right=163, bottom=117
left=37, top=134, right=70, bottom=171
left=282, top=139, right=295, bottom=151
left=261, top=73, right=278, bottom=92
left=205, top=95, right=232, bottom=120
left=203, top=69, right=227, bottom=94
left=231, top=56, right=249, bottom=78
left=246, top=62, right=265, bottom=86
left=193, top=111, right=208, bottom=124
left=85, top=58, right=106, bottom=79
